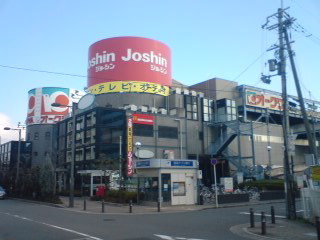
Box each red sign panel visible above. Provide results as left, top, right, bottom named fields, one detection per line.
left=87, top=37, right=172, bottom=89
left=132, top=114, right=155, bottom=125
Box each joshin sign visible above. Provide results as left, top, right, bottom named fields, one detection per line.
left=87, top=37, right=171, bottom=96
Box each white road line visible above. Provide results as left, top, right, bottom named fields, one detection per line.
left=0, top=211, right=103, bottom=240
left=154, top=234, right=207, bottom=240
left=239, top=212, right=286, bottom=219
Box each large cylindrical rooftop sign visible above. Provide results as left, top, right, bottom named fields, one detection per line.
left=87, top=37, right=171, bottom=96
left=26, top=87, right=82, bottom=125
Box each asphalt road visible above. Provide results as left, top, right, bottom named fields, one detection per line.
left=0, top=199, right=288, bottom=240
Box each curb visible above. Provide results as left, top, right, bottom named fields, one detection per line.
left=230, top=224, right=282, bottom=240
left=8, top=197, right=65, bottom=208
left=8, top=197, right=287, bottom=215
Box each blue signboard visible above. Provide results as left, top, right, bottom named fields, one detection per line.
left=170, top=161, right=193, bottom=167
left=136, top=161, right=150, bottom=167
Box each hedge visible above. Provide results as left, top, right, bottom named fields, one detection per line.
left=238, top=179, right=285, bottom=191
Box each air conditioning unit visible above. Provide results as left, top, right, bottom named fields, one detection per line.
left=158, top=108, right=167, bottom=115
left=164, top=150, right=174, bottom=159
left=182, top=89, right=189, bottom=95
left=129, top=105, right=138, bottom=111
left=139, top=106, right=148, bottom=112
left=197, top=92, right=204, bottom=98
left=169, top=108, right=177, bottom=116
left=174, top=88, right=181, bottom=94
left=149, top=107, right=158, bottom=114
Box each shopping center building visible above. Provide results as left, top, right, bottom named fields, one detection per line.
left=7, top=36, right=320, bottom=205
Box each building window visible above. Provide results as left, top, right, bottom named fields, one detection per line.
left=34, top=152, right=38, bottom=157
left=202, top=98, right=214, bottom=122
left=45, top=131, right=51, bottom=140
left=158, top=126, right=178, bottom=139
left=185, top=96, right=198, bottom=120
left=27, top=133, right=31, bottom=141
left=173, top=182, right=186, bottom=196
left=34, top=132, right=39, bottom=140
left=133, top=124, right=154, bottom=137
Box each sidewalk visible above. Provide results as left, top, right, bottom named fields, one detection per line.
left=57, top=197, right=318, bottom=239
left=230, top=219, right=318, bottom=240
left=57, top=196, right=285, bottom=215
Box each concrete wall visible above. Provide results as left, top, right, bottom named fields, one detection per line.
left=26, top=124, right=55, bottom=166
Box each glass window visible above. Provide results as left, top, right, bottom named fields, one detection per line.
left=133, top=124, right=154, bottom=137
left=173, top=182, right=186, bottom=196
left=185, top=96, right=198, bottom=120
left=34, top=132, right=39, bottom=140
left=45, top=131, right=51, bottom=140
left=158, top=126, right=178, bottom=139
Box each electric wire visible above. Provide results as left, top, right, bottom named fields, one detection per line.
left=0, top=64, right=260, bottom=95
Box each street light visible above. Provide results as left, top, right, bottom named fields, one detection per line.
left=52, top=102, right=77, bottom=208
left=135, top=142, right=142, bottom=162
left=134, top=142, right=142, bottom=204
left=3, top=126, right=22, bottom=188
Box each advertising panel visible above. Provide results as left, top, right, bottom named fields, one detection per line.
left=87, top=37, right=171, bottom=96
left=26, top=87, right=83, bottom=125
left=246, top=89, right=283, bottom=111
left=132, top=114, right=155, bottom=125
left=127, top=117, right=133, bottom=177
left=311, top=166, right=320, bottom=181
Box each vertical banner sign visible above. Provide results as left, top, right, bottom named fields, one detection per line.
left=127, top=117, right=133, bottom=176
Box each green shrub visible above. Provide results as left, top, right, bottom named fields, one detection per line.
left=238, top=179, right=285, bottom=191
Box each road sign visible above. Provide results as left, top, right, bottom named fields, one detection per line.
left=211, top=158, right=217, bottom=166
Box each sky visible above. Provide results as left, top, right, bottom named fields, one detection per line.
left=1, top=0, right=320, bottom=143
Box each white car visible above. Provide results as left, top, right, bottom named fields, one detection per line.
left=0, top=186, right=6, bottom=199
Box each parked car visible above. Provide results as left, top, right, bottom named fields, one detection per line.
left=0, top=186, right=6, bottom=199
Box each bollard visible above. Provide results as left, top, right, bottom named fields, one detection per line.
left=129, top=200, right=133, bottom=213
left=261, top=211, right=266, bottom=235
left=271, top=206, right=275, bottom=224
left=250, top=208, right=255, bottom=228
left=101, top=200, right=105, bottom=213
left=157, top=201, right=161, bottom=212
left=83, top=198, right=86, bottom=211
left=316, top=216, right=320, bottom=240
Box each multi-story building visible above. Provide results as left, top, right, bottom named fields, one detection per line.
left=20, top=37, right=320, bottom=205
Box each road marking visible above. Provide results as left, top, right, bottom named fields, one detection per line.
left=154, top=234, right=207, bottom=240
left=0, top=212, right=103, bottom=240
left=239, top=212, right=286, bottom=218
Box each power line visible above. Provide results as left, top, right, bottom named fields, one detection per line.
left=0, top=63, right=253, bottom=94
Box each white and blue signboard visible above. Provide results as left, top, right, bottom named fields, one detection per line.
left=135, top=159, right=196, bottom=169
left=136, top=160, right=150, bottom=168
left=171, top=161, right=193, bottom=167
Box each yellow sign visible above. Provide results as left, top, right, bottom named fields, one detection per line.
left=88, top=81, right=170, bottom=96
left=312, top=166, right=320, bottom=181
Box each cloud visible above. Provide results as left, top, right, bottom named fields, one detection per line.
left=0, top=113, right=26, bottom=143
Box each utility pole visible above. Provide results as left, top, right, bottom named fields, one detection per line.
left=283, top=25, right=318, bottom=162
left=277, top=7, right=296, bottom=220
left=262, top=5, right=296, bottom=219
